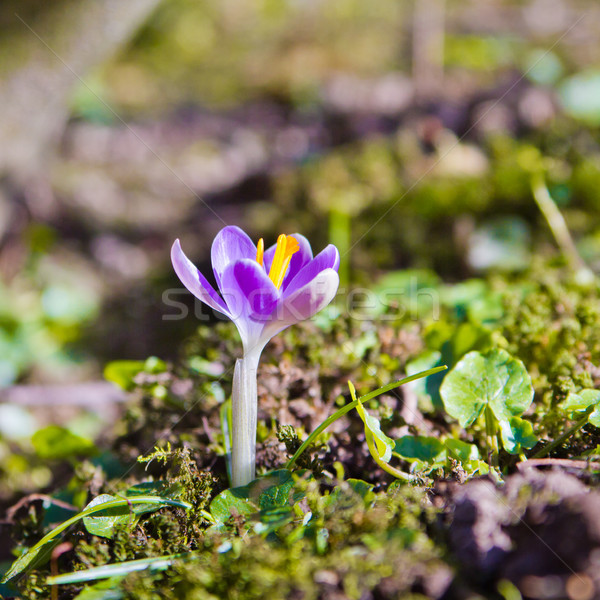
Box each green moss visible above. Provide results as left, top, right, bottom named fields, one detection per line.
left=501, top=266, right=600, bottom=411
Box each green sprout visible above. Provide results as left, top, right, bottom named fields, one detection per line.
left=286, top=366, right=447, bottom=475
left=348, top=381, right=411, bottom=480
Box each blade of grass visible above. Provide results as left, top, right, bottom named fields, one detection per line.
left=286, top=366, right=447, bottom=469
left=221, top=398, right=233, bottom=485
left=530, top=405, right=594, bottom=459
left=47, top=552, right=198, bottom=585
left=531, top=174, right=591, bottom=279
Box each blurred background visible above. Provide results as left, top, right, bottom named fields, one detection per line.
left=0, top=0, right=599, bottom=387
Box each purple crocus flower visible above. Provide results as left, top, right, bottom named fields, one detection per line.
left=171, top=226, right=340, bottom=486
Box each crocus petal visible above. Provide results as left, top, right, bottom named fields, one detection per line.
left=261, top=268, right=339, bottom=342
left=283, top=267, right=339, bottom=320
left=284, top=244, right=340, bottom=297
left=263, top=233, right=313, bottom=287
left=232, top=259, right=279, bottom=318
left=171, top=239, right=230, bottom=316
left=211, top=226, right=257, bottom=290
left=219, top=259, right=278, bottom=352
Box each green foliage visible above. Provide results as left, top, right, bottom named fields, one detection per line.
left=0, top=271, right=99, bottom=385
left=118, top=479, right=443, bottom=600
left=563, top=389, right=600, bottom=427
left=72, top=577, right=125, bottom=599
left=2, top=494, right=190, bottom=584
left=36, top=468, right=447, bottom=599
left=209, top=469, right=305, bottom=538
left=104, top=357, right=167, bottom=392
left=286, top=368, right=446, bottom=478
left=439, top=348, right=537, bottom=462
left=559, top=71, right=600, bottom=125
left=351, top=383, right=395, bottom=464
left=393, top=436, right=445, bottom=464
left=501, top=268, right=600, bottom=404
left=444, top=439, right=480, bottom=463
left=31, top=426, right=96, bottom=461
left=83, top=483, right=187, bottom=539
left=498, top=417, right=538, bottom=455
left=440, top=348, right=534, bottom=427
left=11, top=5, right=600, bottom=597
left=13, top=262, right=600, bottom=598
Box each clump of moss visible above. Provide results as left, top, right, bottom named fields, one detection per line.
left=15, top=446, right=215, bottom=600
left=500, top=263, right=600, bottom=437
left=276, top=424, right=324, bottom=475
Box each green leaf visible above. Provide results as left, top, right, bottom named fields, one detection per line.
left=447, top=322, right=493, bottom=360
left=72, top=577, right=125, bottom=599
left=210, top=469, right=306, bottom=529
left=254, top=507, right=295, bottom=534
left=346, top=479, right=375, bottom=504
left=466, top=217, right=531, bottom=272
left=444, top=440, right=491, bottom=476
left=440, top=348, right=533, bottom=427
left=2, top=496, right=191, bottom=583
left=103, top=357, right=166, bottom=391
left=445, top=439, right=480, bottom=463
left=563, top=389, right=600, bottom=411
left=83, top=495, right=126, bottom=538
left=351, top=382, right=394, bottom=463
left=471, top=460, right=490, bottom=476
left=209, top=488, right=257, bottom=526
left=563, top=389, right=600, bottom=427
left=394, top=436, right=446, bottom=463
left=372, top=270, right=440, bottom=316
left=82, top=493, right=164, bottom=539
left=498, top=416, right=538, bottom=454
left=559, top=70, right=600, bottom=125
left=406, top=350, right=443, bottom=410
left=326, top=479, right=376, bottom=509
left=252, top=470, right=302, bottom=510
left=103, top=360, right=146, bottom=391
left=2, top=537, right=63, bottom=586
left=32, top=425, right=96, bottom=460
left=409, top=323, right=492, bottom=411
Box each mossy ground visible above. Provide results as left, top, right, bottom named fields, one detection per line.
left=6, top=259, right=600, bottom=599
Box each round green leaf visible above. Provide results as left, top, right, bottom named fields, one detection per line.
left=563, top=389, right=600, bottom=412
left=563, top=389, right=600, bottom=427
left=498, top=416, right=538, bottom=454
left=440, top=349, right=533, bottom=426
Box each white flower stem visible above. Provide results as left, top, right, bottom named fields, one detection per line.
left=231, top=349, right=261, bottom=487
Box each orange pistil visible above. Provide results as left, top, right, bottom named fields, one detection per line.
left=265, top=234, right=299, bottom=289
left=256, top=238, right=264, bottom=266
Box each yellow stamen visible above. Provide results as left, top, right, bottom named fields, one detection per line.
left=267, top=234, right=299, bottom=289
left=256, top=238, right=264, bottom=266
